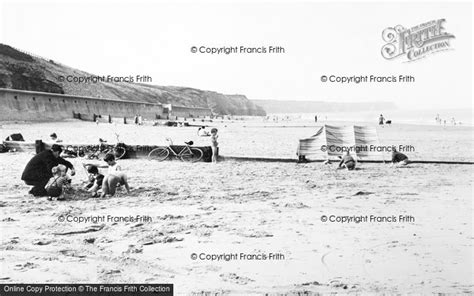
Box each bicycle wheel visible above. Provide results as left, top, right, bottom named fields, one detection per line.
left=114, top=146, right=127, bottom=159
left=148, top=147, right=170, bottom=161
left=180, top=147, right=203, bottom=162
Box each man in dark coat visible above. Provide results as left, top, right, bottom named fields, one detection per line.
left=21, top=144, right=76, bottom=196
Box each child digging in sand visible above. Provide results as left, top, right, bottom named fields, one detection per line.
left=83, top=164, right=104, bottom=197
left=83, top=154, right=130, bottom=197
left=45, top=164, right=72, bottom=201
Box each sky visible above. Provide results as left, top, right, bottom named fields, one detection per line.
left=0, top=0, right=472, bottom=109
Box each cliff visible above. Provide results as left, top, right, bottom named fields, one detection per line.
left=0, top=44, right=266, bottom=116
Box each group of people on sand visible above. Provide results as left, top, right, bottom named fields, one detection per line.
left=435, top=114, right=461, bottom=126
left=21, top=126, right=220, bottom=198
left=337, top=148, right=410, bottom=171
left=21, top=144, right=130, bottom=200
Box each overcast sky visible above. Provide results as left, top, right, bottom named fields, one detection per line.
left=0, top=0, right=472, bottom=109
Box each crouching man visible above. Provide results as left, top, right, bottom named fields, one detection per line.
left=21, top=144, right=75, bottom=196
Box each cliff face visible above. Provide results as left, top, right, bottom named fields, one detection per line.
left=0, top=44, right=266, bottom=116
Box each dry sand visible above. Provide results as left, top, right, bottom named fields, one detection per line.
left=0, top=120, right=473, bottom=295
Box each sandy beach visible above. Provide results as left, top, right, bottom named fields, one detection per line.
left=0, top=120, right=473, bottom=295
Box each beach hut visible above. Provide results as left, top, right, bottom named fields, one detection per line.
left=297, top=125, right=384, bottom=161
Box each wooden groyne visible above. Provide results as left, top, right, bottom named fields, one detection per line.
left=3, top=141, right=473, bottom=165
left=2, top=140, right=213, bottom=162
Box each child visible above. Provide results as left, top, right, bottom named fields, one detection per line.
left=45, top=165, right=72, bottom=200
left=50, top=133, right=63, bottom=143
left=197, top=126, right=210, bottom=137
left=83, top=164, right=104, bottom=197
left=338, top=151, right=356, bottom=171
left=101, top=153, right=130, bottom=197
left=210, top=128, right=218, bottom=163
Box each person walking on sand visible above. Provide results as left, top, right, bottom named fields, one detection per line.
left=379, top=114, right=385, bottom=126
left=391, top=147, right=409, bottom=166
left=338, top=151, right=356, bottom=170
left=210, top=128, right=219, bottom=163
left=21, top=144, right=75, bottom=196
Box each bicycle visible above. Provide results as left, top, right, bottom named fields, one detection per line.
left=148, top=138, right=203, bottom=162
left=84, top=138, right=127, bottom=160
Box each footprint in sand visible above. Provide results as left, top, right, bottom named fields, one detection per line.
left=241, top=231, right=273, bottom=238
left=124, top=245, right=143, bottom=254
left=284, top=202, right=310, bottom=209
left=14, top=262, right=39, bottom=271
left=219, top=273, right=254, bottom=285
left=1, top=217, right=16, bottom=222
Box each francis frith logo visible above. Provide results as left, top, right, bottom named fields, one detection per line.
left=381, top=19, right=455, bottom=62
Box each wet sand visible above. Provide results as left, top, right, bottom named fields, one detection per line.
left=0, top=120, right=472, bottom=294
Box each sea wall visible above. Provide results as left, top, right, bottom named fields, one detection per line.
left=0, top=88, right=164, bottom=121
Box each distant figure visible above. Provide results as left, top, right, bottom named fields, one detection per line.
left=198, top=126, right=210, bottom=137
left=391, top=147, right=409, bottom=166
left=451, top=117, right=456, bottom=126
left=21, top=144, right=75, bottom=197
left=50, top=133, right=62, bottom=143
left=134, top=115, right=138, bottom=125
left=44, top=164, right=72, bottom=201
left=210, top=128, right=219, bottom=163
left=338, top=151, right=356, bottom=170
left=138, top=115, right=143, bottom=125
left=314, top=115, right=318, bottom=123
left=379, top=114, right=385, bottom=125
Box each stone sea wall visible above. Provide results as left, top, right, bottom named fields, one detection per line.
left=0, top=88, right=211, bottom=121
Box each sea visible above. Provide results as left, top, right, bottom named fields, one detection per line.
left=268, top=108, right=473, bottom=126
